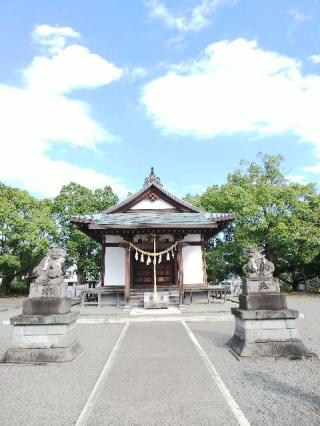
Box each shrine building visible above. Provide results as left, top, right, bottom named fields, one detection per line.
left=70, top=169, right=234, bottom=306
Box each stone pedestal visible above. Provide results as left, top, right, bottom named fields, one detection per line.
left=1, top=248, right=82, bottom=363
left=229, top=308, right=310, bottom=357
left=2, top=311, right=81, bottom=363
left=229, top=247, right=312, bottom=358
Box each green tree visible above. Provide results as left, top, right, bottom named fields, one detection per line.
left=0, top=183, right=55, bottom=295
left=53, top=182, right=118, bottom=285
left=183, top=193, right=202, bottom=208
left=200, top=154, right=320, bottom=290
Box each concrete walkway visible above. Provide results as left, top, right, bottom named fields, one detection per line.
left=80, top=322, right=241, bottom=426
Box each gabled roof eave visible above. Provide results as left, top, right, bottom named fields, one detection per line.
left=99, top=182, right=202, bottom=215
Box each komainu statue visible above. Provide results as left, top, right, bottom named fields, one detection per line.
left=34, top=247, right=66, bottom=286
left=242, top=247, right=275, bottom=279
left=228, top=246, right=312, bottom=358
left=242, top=247, right=279, bottom=294
left=2, top=246, right=82, bottom=363
left=29, top=247, right=67, bottom=299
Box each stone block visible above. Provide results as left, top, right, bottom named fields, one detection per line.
left=2, top=341, right=82, bottom=363
left=29, top=282, right=68, bottom=299
left=10, top=318, right=77, bottom=349
left=231, top=308, right=299, bottom=320
left=228, top=334, right=312, bottom=358
left=144, top=292, right=169, bottom=309
left=22, top=297, right=71, bottom=315
left=239, top=293, right=287, bottom=310
left=290, top=329, right=300, bottom=339
left=285, top=319, right=297, bottom=329
left=234, top=326, right=256, bottom=343
left=12, top=328, right=77, bottom=349
left=244, top=278, right=279, bottom=294
left=12, top=321, right=76, bottom=336
left=10, top=312, right=78, bottom=325
left=253, top=328, right=293, bottom=342
left=235, top=317, right=287, bottom=330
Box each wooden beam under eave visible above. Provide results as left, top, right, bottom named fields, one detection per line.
left=88, top=223, right=219, bottom=230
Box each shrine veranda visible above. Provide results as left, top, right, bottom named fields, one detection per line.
left=71, top=169, right=234, bottom=307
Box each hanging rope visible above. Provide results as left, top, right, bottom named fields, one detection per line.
left=127, top=240, right=178, bottom=258
left=126, top=235, right=179, bottom=304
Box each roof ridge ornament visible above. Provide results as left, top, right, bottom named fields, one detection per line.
left=143, top=167, right=162, bottom=187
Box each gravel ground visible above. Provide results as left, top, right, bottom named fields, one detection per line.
left=189, top=294, right=320, bottom=426
left=0, top=324, right=125, bottom=426
left=0, top=294, right=319, bottom=425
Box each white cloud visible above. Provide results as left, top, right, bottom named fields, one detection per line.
left=304, top=164, right=320, bottom=174
left=144, top=0, right=232, bottom=33
left=0, top=25, right=129, bottom=198
left=25, top=44, right=123, bottom=95
left=142, top=39, right=320, bottom=173
left=124, top=66, right=148, bottom=82
left=32, top=24, right=80, bottom=54
left=288, top=8, right=311, bottom=23
left=286, top=175, right=306, bottom=184
left=310, top=54, right=320, bottom=64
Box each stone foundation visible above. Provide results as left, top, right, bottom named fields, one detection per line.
left=2, top=342, right=82, bottom=363
left=2, top=306, right=82, bottom=363
left=229, top=308, right=312, bottom=358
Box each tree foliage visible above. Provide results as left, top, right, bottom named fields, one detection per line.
left=200, top=154, right=320, bottom=289
left=52, top=182, right=118, bottom=284
left=0, top=183, right=55, bottom=294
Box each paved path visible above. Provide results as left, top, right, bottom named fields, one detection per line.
left=79, top=322, right=243, bottom=426
left=1, top=295, right=320, bottom=425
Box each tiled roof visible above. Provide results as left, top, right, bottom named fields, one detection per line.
left=71, top=212, right=235, bottom=228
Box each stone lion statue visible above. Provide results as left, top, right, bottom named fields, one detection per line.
left=242, top=247, right=275, bottom=280
left=34, top=247, right=67, bottom=286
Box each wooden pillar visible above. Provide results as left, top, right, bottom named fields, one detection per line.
left=201, top=240, right=208, bottom=286
left=124, top=246, right=131, bottom=307
left=101, top=235, right=106, bottom=287
left=177, top=244, right=184, bottom=306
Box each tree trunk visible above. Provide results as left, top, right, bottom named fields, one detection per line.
left=264, top=243, right=274, bottom=263
left=0, top=276, right=13, bottom=295
left=292, top=281, right=300, bottom=292
left=77, top=268, right=85, bottom=286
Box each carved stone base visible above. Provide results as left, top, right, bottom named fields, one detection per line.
left=229, top=308, right=313, bottom=358
left=239, top=293, right=287, bottom=310
left=1, top=312, right=82, bottom=364
left=22, top=297, right=71, bottom=315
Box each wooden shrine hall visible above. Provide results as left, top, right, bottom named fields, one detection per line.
left=70, top=168, right=234, bottom=307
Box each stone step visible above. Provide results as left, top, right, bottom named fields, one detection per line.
left=129, top=295, right=180, bottom=307
left=130, top=289, right=179, bottom=295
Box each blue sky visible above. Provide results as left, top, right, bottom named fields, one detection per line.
left=0, top=0, right=320, bottom=198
